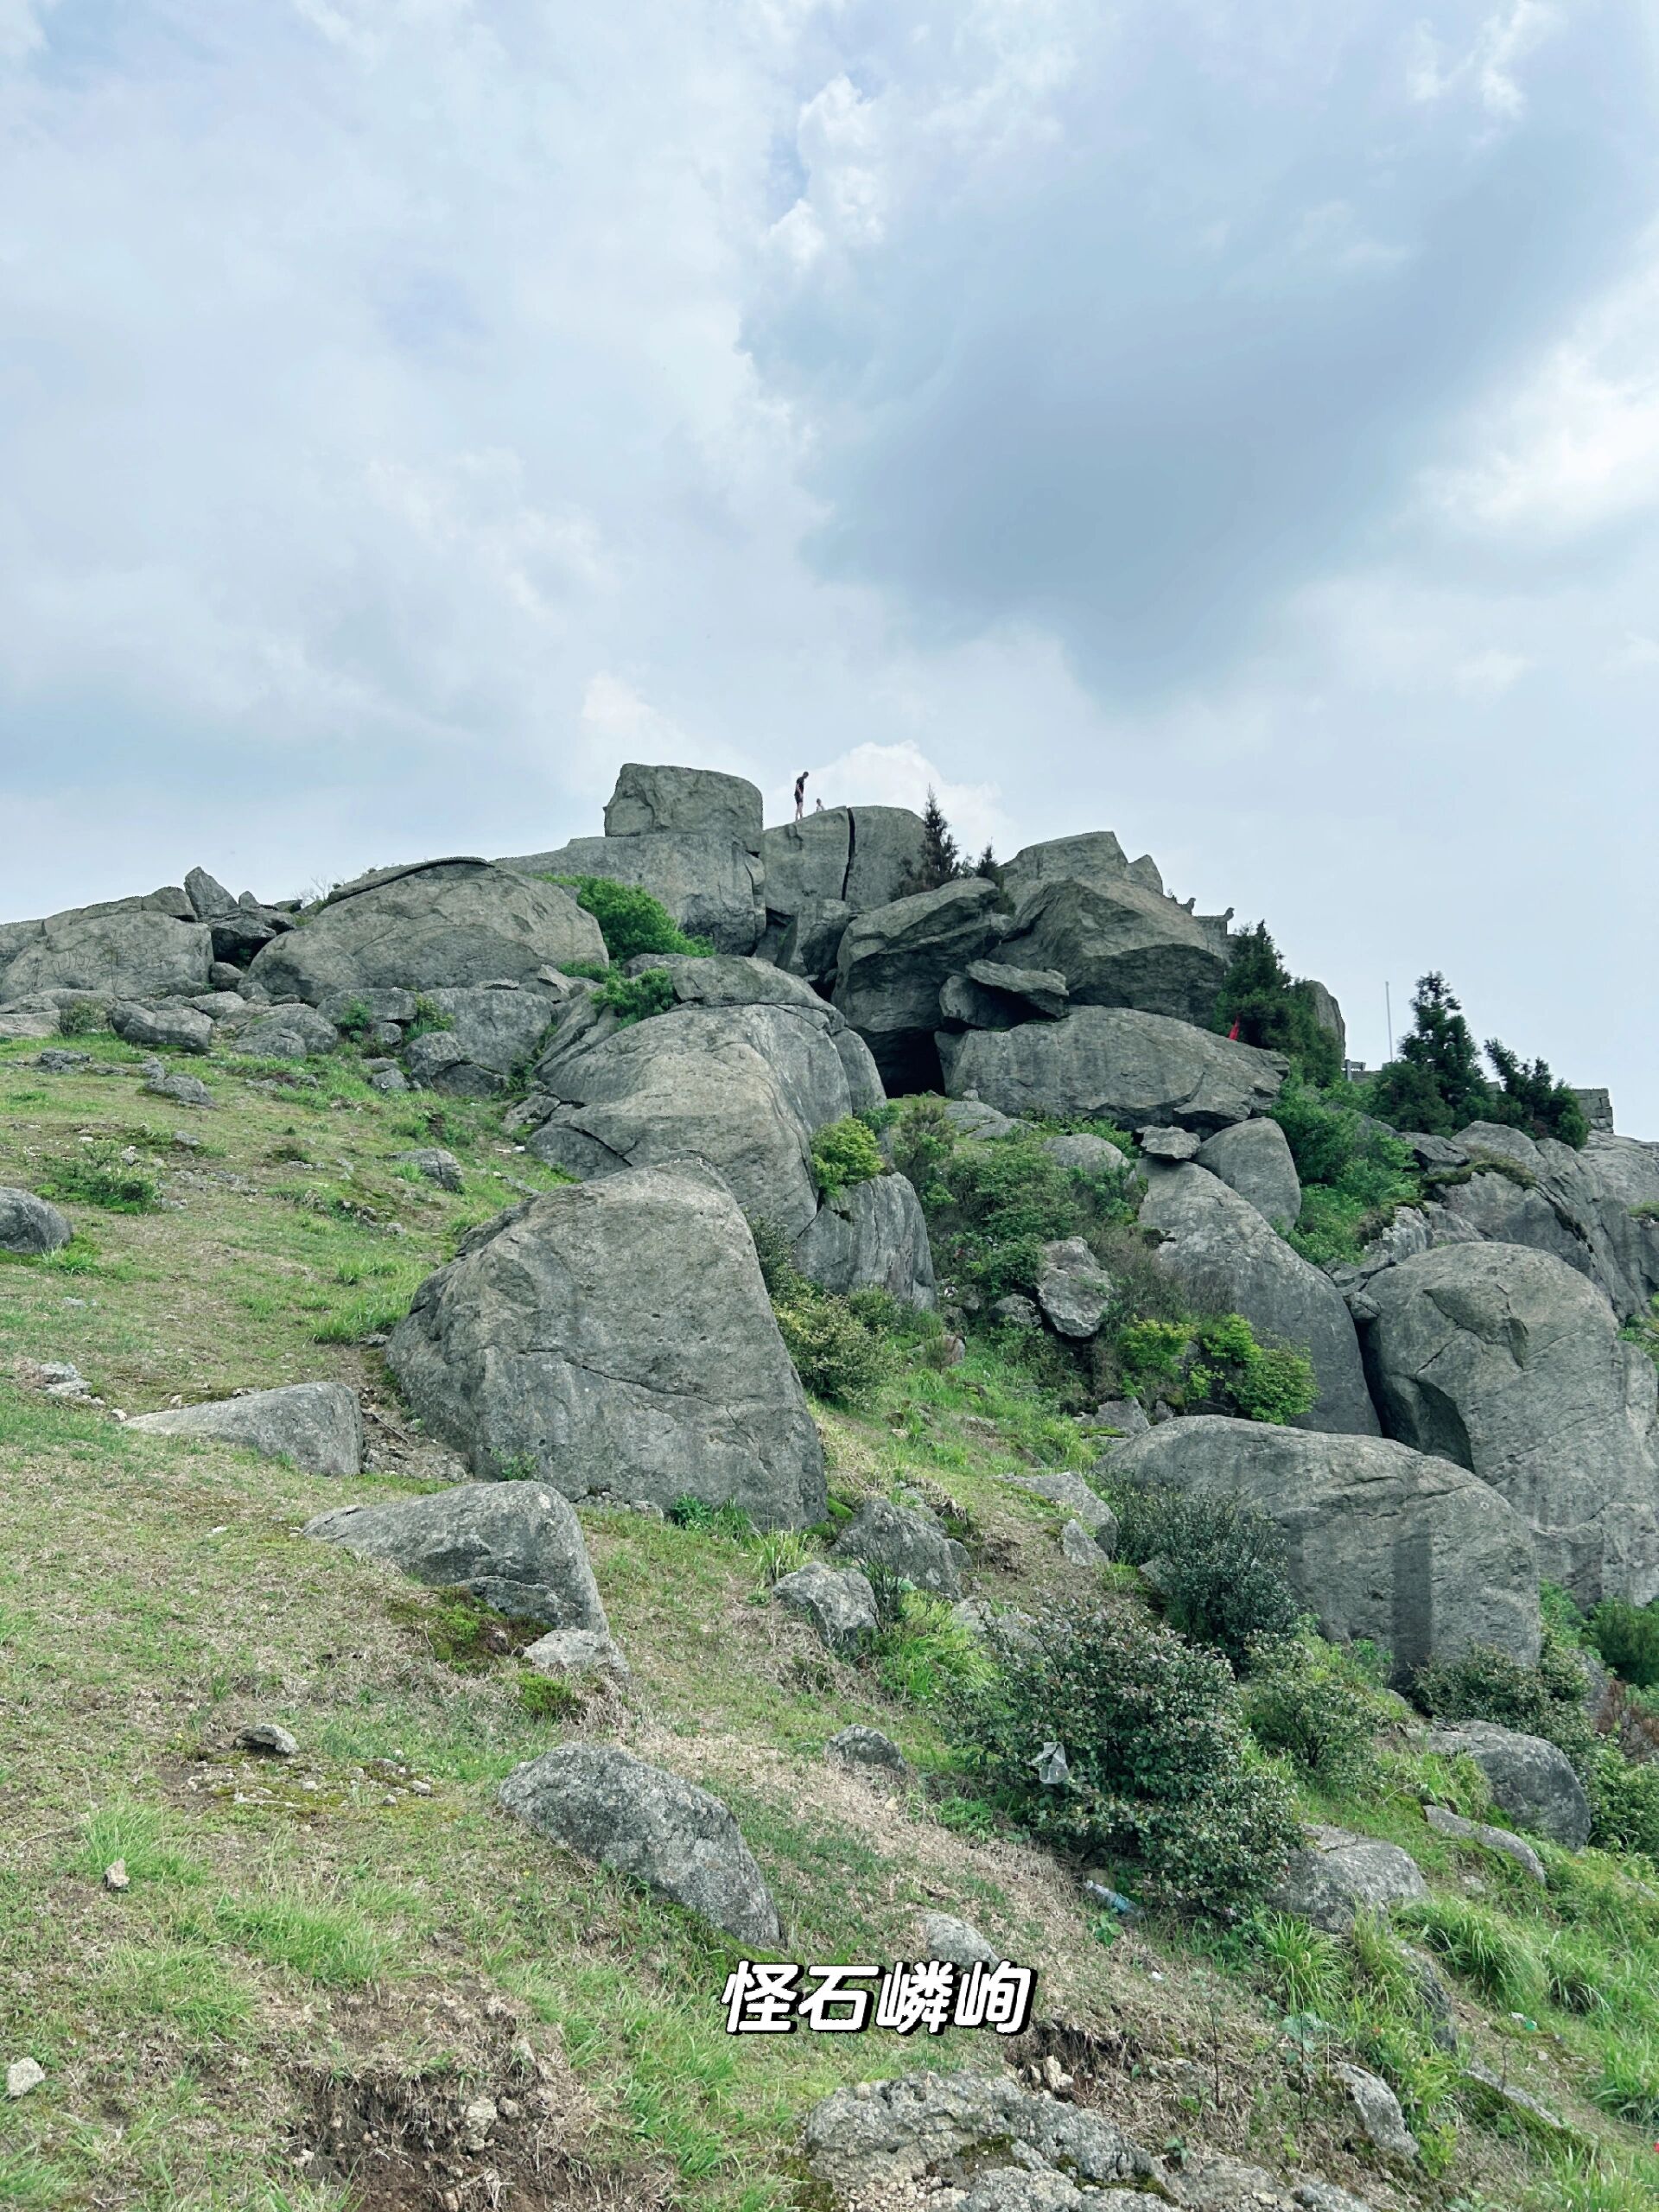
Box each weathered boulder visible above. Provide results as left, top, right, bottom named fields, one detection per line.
left=499, top=1744, right=780, bottom=1943
left=988, top=878, right=1230, bottom=1027
left=385, top=1161, right=826, bottom=1526
left=1001, top=1471, right=1117, bottom=1546
left=404, top=1033, right=505, bottom=1095
left=1033, top=1237, right=1114, bottom=1338
left=184, top=866, right=238, bottom=921
left=773, top=1562, right=879, bottom=1654
left=942, top=1007, right=1285, bottom=1130
left=603, top=761, right=763, bottom=849
left=802, top=2072, right=1145, bottom=2201
left=1105, top=1418, right=1540, bottom=1680
left=1426, top=1721, right=1592, bottom=1847
left=827, top=1725, right=912, bottom=1783
left=522, top=1625, right=630, bottom=1680
left=126, top=1382, right=363, bottom=1476
left=939, top=961, right=1069, bottom=1030
left=111, top=1001, right=213, bottom=1055
left=1196, top=1118, right=1301, bottom=1228
left=831, top=1497, right=967, bottom=1598
left=792, top=1173, right=937, bottom=1307
left=1038, top=1131, right=1135, bottom=1181
left=1001, top=830, right=1139, bottom=903
left=393, top=1147, right=464, bottom=1192
left=0, top=906, right=212, bottom=1004
left=778, top=898, right=855, bottom=985
left=316, top=985, right=418, bottom=1027
left=499, top=832, right=765, bottom=954
left=1423, top=1803, right=1548, bottom=1886
left=413, top=983, right=558, bottom=1075
left=1270, top=1823, right=1429, bottom=1933
left=1332, top=2064, right=1418, bottom=2160
left=1359, top=1243, right=1659, bottom=1605
left=304, top=1482, right=612, bottom=1637
left=834, top=879, right=1006, bottom=1089
left=232, top=1004, right=340, bottom=1060
left=0, top=1188, right=73, bottom=1256
left=1140, top=1166, right=1378, bottom=1435
left=759, top=806, right=928, bottom=920
left=920, top=1912, right=1001, bottom=1969
left=249, top=861, right=605, bottom=1001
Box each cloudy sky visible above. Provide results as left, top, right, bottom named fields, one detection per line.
left=3, top=1, right=1656, bottom=1124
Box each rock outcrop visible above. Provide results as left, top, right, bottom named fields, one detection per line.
left=501, top=831, right=766, bottom=954
left=0, top=905, right=212, bottom=1004
left=1358, top=1243, right=1659, bottom=1605
left=791, top=1173, right=937, bottom=1307
left=602, top=762, right=763, bottom=849
left=385, top=1160, right=827, bottom=1527
left=1427, top=1720, right=1593, bottom=1847
left=1140, top=1164, right=1378, bottom=1435
left=834, top=878, right=1006, bottom=1090
left=986, top=877, right=1231, bottom=1027
left=1106, top=1417, right=1540, bottom=1679
left=126, top=1382, right=363, bottom=1475
left=1195, top=1117, right=1302, bottom=1228
left=759, top=805, right=928, bottom=922
left=942, top=1007, right=1286, bottom=1129
left=1270, top=1824, right=1430, bottom=1933
left=831, top=1497, right=968, bottom=1599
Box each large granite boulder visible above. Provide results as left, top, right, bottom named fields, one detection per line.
left=760, top=805, right=928, bottom=919
left=778, top=898, right=855, bottom=986
left=0, top=906, right=212, bottom=1004
left=499, top=832, right=766, bottom=954
left=1104, top=1417, right=1540, bottom=1681
left=1001, top=829, right=1144, bottom=903
left=1196, top=1118, right=1301, bottom=1228
left=385, top=1160, right=826, bottom=1527
left=111, top=1001, right=214, bottom=1055
left=499, top=1744, right=780, bottom=1943
left=791, top=1173, right=937, bottom=1307
left=1358, top=1243, right=1659, bottom=1605
left=1270, top=1824, right=1429, bottom=1933
left=414, top=982, right=559, bottom=1075
left=232, top=1004, right=341, bottom=1060
left=1140, top=1165, right=1378, bottom=1434
left=773, top=1561, right=879, bottom=1654
left=249, top=861, right=604, bottom=1001
left=834, top=879, right=1006, bottom=1089
left=938, top=961, right=1069, bottom=1030
left=986, top=878, right=1230, bottom=1027
left=0, top=1188, right=73, bottom=1256
left=126, top=1382, right=363, bottom=1476
left=602, top=762, right=763, bottom=849
left=304, top=1482, right=613, bottom=1637
left=1427, top=1720, right=1592, bottom=1847
left=941, top=1006, right=1285, bottom=1129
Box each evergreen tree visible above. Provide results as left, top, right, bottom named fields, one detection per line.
left=1369, top=973, right=1490, bottom=1135
left=1484, top=1040, right=1590, bottom=1148
left=1212, top=921, right=1341, bottom=1088
left=912, top=788, right=962, bottom=892
left=974, top=842, right=1003, bottom=886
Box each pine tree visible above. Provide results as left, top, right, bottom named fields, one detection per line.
left=912, top=788, right=962, bottom=892
left=1484, top=1040, right=1590, bottom=1148
left=1369, top=973, right=1490, bottom=1135
left=974, top=842, right=1003, bottom=886
left=1211, top=921, right=1340, bottom=1088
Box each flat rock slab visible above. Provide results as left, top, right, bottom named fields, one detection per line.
left=803, top=2070, right=1146, bottom=2198
left=499, top=1743, right=780, bottom=1944
left=127, top=1382, right=362, bottom=1476
left=942, top=1006, right=1285, bottom=1131
left=304, top=1481, right=610, bottom=1634
left=1001, top=1471, right=1117, bottom=1542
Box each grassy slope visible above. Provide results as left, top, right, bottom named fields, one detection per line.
left=0, top=1033, right=1656, bottom=2212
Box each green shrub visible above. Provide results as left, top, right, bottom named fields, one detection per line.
left=518, top=1674, right=581, bottom=1720
left=810, top=1116, right=885, bottom=1202
left=875, top=1589, right=994, bottom=1703
left=772, top=1284, right=895, bottom=1406
left=41, top=1144, right=161, bottom=1214
left=549, top=875, right=710, bottom=963
left=1412, top=1637, right=1596, bottom=1772
left=1190, top=1312, right=1315, bottom=1424
left=889, top=1096, right=957, bottom=1191
left=1243, top=1632, right=1390, bottom=1791
left=668, top=1495, right=755, bottom=1541
left=1589, top=1743, right=1659, bottom=1859
left=1484, top=1039, right=1590, bottom=1148
left=55, top=998, right=105, bottom=1038
left=593, top=967, right=677, bottom=1027
left=1114, top=1486, right=1300, bottom=1670
left=1211, top=922, right=1341, bottom=1087
left=945, top=1600, right=1300, bottom=1914
left=1270, top=1075, right=1420, bottom=1266
left=918, top=1134, right=1128, bottom=1300
left=332, top=997, right=375, bottom=1040
left=1586, top=1598, right=1659, bottom=1689
left=404, top=995, right=454, bottom=1041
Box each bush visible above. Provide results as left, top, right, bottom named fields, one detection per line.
left=1270, top=1075, right=1420, bottom=1267
left=1114, top=1486, right=1300, bottom=1669
left=945, top=1601, right=1300, bottom=1914
left=875, top=1589, right=994, bottom=1704
left=1243, top=1632, right=1391, bottom=1792
left=332, top=997, right=375, bottom=1040
left=1110, top=1313, right=1314, bottom=1425
left=56, top=998, right=104, bottom=1037
left=1586, top=1598, right=1659, bottom=1689
left=41, top=1143, right=161, bottom=1213
left=810, top=1116, right=885, bottom=1203
left=549, top=875, right=710, bottom=963
left=1589, top=1743, right=1659, bottom=1859
left=1484, top=1039, right=1589, bottom=1148
left=1211, top=922, right=1341, bottom=1088
left=404, top=995, right=454, bottom=1041
left=921, top=1134, right=1130, bottom=1300
left=593, top=967, right=677, bottom=1027
left=888, top=1096, right=957, bottom=1192
left=1412, top=1637, right=1596, bottom=1772
left=772, top=1283, right=895, bottom=1405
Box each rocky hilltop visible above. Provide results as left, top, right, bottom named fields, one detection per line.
left=4, top=761, right=1659, bottom=2212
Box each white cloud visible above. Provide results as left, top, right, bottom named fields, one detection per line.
left=1408, top=2, right=1559, bottom=119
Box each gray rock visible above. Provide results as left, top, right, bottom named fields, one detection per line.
left=142, top=1065, right=215, bottom=1108
left=502, top=831, right=765, bottom=954
left=1270, top=1823, right=1429, bottom=1932
left=1461, top=2061, right=1564, bottom=2132
left=184, top=867, right=238, bottom=920
left=0, top=1188, right=73, bottom=1256
left=1196, top=1118, right=1302, bottom=1228
left=1001, top=830, right=1138, bottom=904
left=773, top=1562, right=879, bottom=1654
left=0, top=906, right=212, bottom=1003
left=1332, top=2064, right=1418, bottom=2160
left=127, top=1382, right=363, bottom=1475
left=522, top=1626, right=630, bottom=1680
left=1039, top=1131, right=1134, bottom=1179
left=802, top=2071, right=1144, bottom=2198
left=316, top=986, right=419, bottom=1027
left=237, top=1722, right=299, bottom=1758
left=992, top=1294, right=1042, bottom=1327
left=35, top=1049, right=90, bottom=1073
left=208, top=959, right=246, bottom=992
left=1424, top=1803, right=1548, bottom=1886
left=945, top=1098, right=1019, bottom=1140
left=826, top=1725, right=912, bottom=1783
left=1139, top=1124, right=1202, bottom=1161
left=111, top=1001, right=213, bottom=1054
left=393, top=1147, right=463, bottom=1192
left=1104, top=1418, right=1540, bottom=1681
left=305, top=1481, right=611, bottom=1633
left=404, top=1033, right=504, bottom=1095
left=232, top=1004, right=340, bottom=1060
left=369, top=1066, right=409, bottom=1095
left=1001, top=1471, right=1117, bottom=1543
left=499, top=1744, right=780, bottom=1944
left=792, top=1173, right=937, bottom=1308
left=385, top=1161, right=826, bottom=1526
left=832, top=1496, right=967, bottom=1599
left=834, top=879, right=1006, bottom=1088
left=6, top=2058, right=47, bottom=2100
left=603, top=762, right=763, bottom=849
left=1090, top=1399, right=1150, bottom=1439
left=760, top=805, right=928, bottom=919
left=991, top=877, right=1230, bottom=1027
left=1061, top=1518, right=1104, bottom=1567
left=942, top=1007, right=1285, bottom=1130
left=1426, top=1721, right=1592, bottom=1847
left=401, top=983, right=556, bottom=1074
left=939, top=963, right=1069, bottom=1028
left=1141, top=1166, right=1379, bottom=1435
left=1033, top=1236, right=1114, bottom=1338
left=0, top=1011, right=61, bottom=1040
left=1360, top=1242, right=1659, bottom=1605
left=778, top=898, right=855, bottom=984
left=920, top=1911, right=1000, bottom=1968
left=249, top=860, right=605, bottom=1001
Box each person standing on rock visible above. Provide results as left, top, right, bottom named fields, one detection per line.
left=794, top=770, right=809, bottom=820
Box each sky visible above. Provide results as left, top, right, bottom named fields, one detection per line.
left=2, top=1, right=1656, bottom=1128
